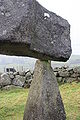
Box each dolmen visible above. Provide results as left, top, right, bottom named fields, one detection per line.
left=0, top=0, right=72, bottom=120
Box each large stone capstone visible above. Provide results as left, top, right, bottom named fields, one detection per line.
left=0, top=0, right=72, bottom=61
left=23, top=60, right=66, bottom=120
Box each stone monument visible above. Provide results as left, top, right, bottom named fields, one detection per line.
left=0, top=0, right=72, bottom=120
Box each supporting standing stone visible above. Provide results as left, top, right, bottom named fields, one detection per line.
left=23, top=60, right=66, bottom=120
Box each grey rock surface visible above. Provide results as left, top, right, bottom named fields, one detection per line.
left=73, top=67, right=80, bottom=74
left=25, top=71, right=32, bottom=80
left=62, top=77, right=76, bottom=83
left=53, top=66, right=80, bottom=83
left=71, top=73, right=80, bottom=78
left=9, top=72, right=15, bottom=79
left=0, top=69, right=34, bottom=89
left=67, top=77, right=77, bottom=83
left=19, top=71, right=25, bottom=76
left=0, top=73, right=11, bottom=87
left=12, top=75, right=25, bottom=87
left=25, top=79, right=32, bottom=88
left=23, top=60, right=66, bottom=120
left=0, top=0, right=71, bottom=61
left=58, top=70, right=70, bottom=77
left=57, top=77, right=63, bottom=83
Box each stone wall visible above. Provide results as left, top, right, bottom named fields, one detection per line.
left=0, top=66, right=80, bottom=90
left=0, top=70, right=33, bottom=90
left=53, top=66, right=80, bottom=83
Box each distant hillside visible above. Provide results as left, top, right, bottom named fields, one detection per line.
left=0, top=55, right=37, bottom=72
left=52, top=55, right=80, bottom=68
left=0, top=54, right=80, bottom=72
left=68, top=55, right=80, bottom=65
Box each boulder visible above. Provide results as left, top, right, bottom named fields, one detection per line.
left=0, top=0, right=71, bottom=61
left=54, top=72, right=58, bottom=77
left=24, top=79, right=32, bottom=88
left=12, top=75, right=25, bottom=87
left=61, top=65, right=69, bottom=69
left=25, top=69, right=31, bottom=74
left=24, top=60, right=66, bottom=120
left=0, top=73, right=11, bottom=87
left=13, top=71, right=19, bottom=76
left=67, top=78, right=76, bottom=83
left=30, top=70, right=34, bottom=76
left=73, top=67, right=80, bottom=74
left=53, top=67, right=60, bottom=72
left=57, top=77, right=63, bottom=83
left=63, top=77, right=76, bottom=83
left=67, top=68, right=74, bottom=75
left=58, top=70, right=70, bottom=77
left=25, top=72, right=32, bottom=80
left=71, top=73, right=80, bottom=78
left=19, top=71, right=25, bottom=76
left=9, top=72, right=15, bottom=80
left=25, top=79, right=32, bottom=84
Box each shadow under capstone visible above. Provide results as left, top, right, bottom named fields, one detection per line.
left=23, top=60, right=66, bottom=120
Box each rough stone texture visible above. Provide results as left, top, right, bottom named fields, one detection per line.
left=54, top=72, right=58, bottom=77
left=25, top=71, right=32, bottom=80
left=58, top=70, right=70, bottom=77
left=9, top=72, right=15, bottom=79
left=25, top=79, right=32, bottom=88
left=71, top=73, right=80, bottom=78
left=19, top=71, right=25, bottom=76
left=23, top=60, right=66, bottom=120
left=0, top=0, right=72, bottom=61
left=62, top=77, right=77, bottom=83
left=73, top=67, right=80, bottom=74
left=13, top=72, right=19, bottom=76
left=12, top=75, right=25, bottom=87
left=0, top=73, right=11, bottom=87
left=57, top=77, right=63, bottom=83
left=0, top=69, right=33, bottom=89
left=53, top=66, right=80, bottom=83
left=66, top=78, right=77, bottom=83
left=53, top=67, right=61, bottom=72
left=67, top=68, right=74, bottom=75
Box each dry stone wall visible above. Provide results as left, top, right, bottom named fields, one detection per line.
left=0, top=66, right=80, bottom=90
left=53, top=66, right=80, bottom=83
left=0, top=70, right=33, bottom=90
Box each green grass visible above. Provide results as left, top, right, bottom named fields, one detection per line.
left=0, top=82, right=80, bottom=120
left=0, top=88, right=29, bottom=120
left=60, top=82, right=80, bottom=120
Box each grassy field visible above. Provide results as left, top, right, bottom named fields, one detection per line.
left=0, top=82, right=80, bottom=120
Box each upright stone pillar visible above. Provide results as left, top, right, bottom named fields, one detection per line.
left=23, top=60, right=66, bottom=120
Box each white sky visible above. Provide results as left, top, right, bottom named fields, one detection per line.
left=37, top=0, right=80, bottom=55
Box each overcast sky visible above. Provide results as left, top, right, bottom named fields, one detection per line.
left=37, top=0, right=80, bottom=55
